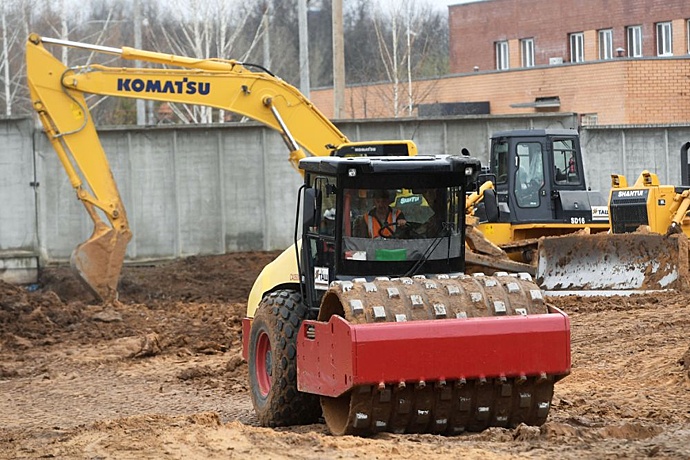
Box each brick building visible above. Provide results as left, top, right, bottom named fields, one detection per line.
left=310, top=57, right=690, bottom=125
left=310, top=0, right=690, bottom=125
left=449, top=0, right=690, bottom=73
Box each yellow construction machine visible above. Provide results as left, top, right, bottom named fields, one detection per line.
left=26, top=35, right=571, bottom=436
left=537, top=142, right=690, bottom=292
left=26, top=33, right=415, bottom=303
left=469, top=129, right=610, bottom=264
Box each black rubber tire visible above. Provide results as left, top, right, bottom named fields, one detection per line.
left=248, top=289, right=322, bottom=426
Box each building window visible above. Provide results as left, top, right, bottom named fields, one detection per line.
left=627, top=25, right=643, bottom=57
left=569, top=33, right=584, bottom=63
left=656, top=22, right=673, bottom=56
left=687, top=20, right=690, bottom=53
left=598, top=29, right=613, bottom=59
left=520, top=38, right=535, bottom=67
left=496, top=41, right=509, bottom=70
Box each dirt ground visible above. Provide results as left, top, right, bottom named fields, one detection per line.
left=1, top=251, right=689, bottom=459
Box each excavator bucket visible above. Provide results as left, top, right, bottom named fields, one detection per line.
left=536, top=232, right=690, bottom=293
left=70, top=222, right=132, bottom=303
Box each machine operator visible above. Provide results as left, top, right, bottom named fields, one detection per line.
left=354, top=190, right=407, bottom=238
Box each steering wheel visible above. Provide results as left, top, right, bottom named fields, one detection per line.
left=378, top=221, right=425, bottom=239
left=378, top=221, right=400, bottom=238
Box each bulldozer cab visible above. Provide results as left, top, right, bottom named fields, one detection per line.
left=489, top=129, right=607, bottom=226
left=297, top=155, right=481, bottom=309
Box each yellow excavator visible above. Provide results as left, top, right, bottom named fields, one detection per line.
left=26, top=34, right=571, bottom=436
left=26, top=33, right=415, bottom=303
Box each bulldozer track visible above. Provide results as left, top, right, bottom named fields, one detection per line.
left=319, top=272, right=556, bottom=436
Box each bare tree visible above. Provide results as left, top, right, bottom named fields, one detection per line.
left=1, top=1, right=14, bottom=116
left=146, top=0, right=265, bottom=124
left=0, top=0, right=448, bottom=123
left=370, top=0, right=448, bottom=118
left=0, top=0, right=43, bottom=117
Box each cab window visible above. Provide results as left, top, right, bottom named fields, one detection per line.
left=514, top=142, right=544, bottom=208
left=553, top=139, right=581, bottom=184
left=493, top=141, right=509, bottom=184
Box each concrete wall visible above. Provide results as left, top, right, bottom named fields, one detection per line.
left=0, top=118, right=38, bottom=283
left=3, top=113, right=690, bottom=275
left=580, top=126, right=690, bottom=194
left=33, top=123, right=304, bottom=262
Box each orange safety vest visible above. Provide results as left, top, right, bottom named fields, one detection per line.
left=365, top=209, right=401, bottom=238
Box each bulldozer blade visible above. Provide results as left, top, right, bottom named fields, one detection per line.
left=70, top=222, right=132, bottom=303
left=536, top=233, right=690, bottom=292
left=465, top=250, right=536, bottom=277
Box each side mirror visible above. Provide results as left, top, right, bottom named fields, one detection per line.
left=302, top=188, right=319, bottom=230
left=483, top=188, right=499, bottom=222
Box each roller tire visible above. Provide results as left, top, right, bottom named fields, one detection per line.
left=248, top=289, right=321, bottom=426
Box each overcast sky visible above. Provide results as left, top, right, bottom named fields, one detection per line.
left=376, top=0, right=483, bottom=13
left=430, top=0, right=482, bottom=9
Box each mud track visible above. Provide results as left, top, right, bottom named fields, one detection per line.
left=1, top=251, right=689, bottom=459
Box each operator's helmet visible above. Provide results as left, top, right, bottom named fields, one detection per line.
left=323, top=208, right=336, bottom=221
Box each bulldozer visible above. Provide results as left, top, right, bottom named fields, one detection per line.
left=537, top=155, right=690, bottom=293
left=471, top=129, right=610, bottom=264
left=26, top=34, right=570, bottom=436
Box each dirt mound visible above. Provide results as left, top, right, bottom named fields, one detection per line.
left=1, top=251, right=278, bottom=357
left=38, top=251, right=282, bottom=304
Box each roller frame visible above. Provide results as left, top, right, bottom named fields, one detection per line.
left=297, top=306, right=571, bottom=398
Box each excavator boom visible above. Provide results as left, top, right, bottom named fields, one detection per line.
left=26, top=34, right=417, bottom=302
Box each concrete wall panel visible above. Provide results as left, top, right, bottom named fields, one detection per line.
left=125, top=130, right=177, bottom=260
left=3, top=116, right=690, bottom=269
left=0, top=119, right=36, bottom=253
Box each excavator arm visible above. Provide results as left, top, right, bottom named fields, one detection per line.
left=26, top=34, right=414, bottom=303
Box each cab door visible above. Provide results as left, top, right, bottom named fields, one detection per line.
left=491, top=136, right=553, bottom=223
